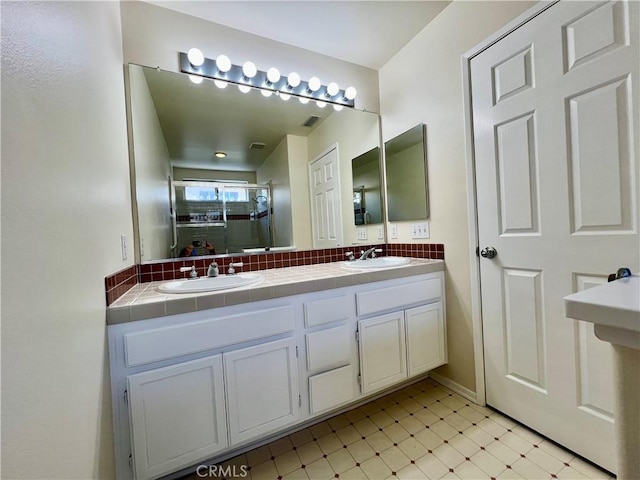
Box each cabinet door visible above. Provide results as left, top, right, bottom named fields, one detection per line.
left=224, top=338, right=299, bottom=445
left=127, top=355, right=227, bottom=480
left=358, top=312, right=407, bottom=394
left=406, top=302, right=446, bottom=376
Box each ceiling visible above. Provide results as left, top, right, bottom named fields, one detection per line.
left=145, top=1, right=451, bottom=70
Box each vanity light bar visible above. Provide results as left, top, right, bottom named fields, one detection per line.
left=179, top=51, right=356, bottom=108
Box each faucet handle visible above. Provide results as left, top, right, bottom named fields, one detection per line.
left=227, top=262, right=243, bottom=275
left=371, top=248, right=383, bottom=258
left=345, top=251, right=355, bottom=261
left=179, top=266, right=192, bottom=273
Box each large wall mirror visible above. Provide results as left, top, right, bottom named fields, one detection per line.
left=384, top=124, right=429, bottom=222
left=127, top=64, right=382, bottom=262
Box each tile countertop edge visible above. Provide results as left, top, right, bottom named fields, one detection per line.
left=106, top=259, right=444, bottom=325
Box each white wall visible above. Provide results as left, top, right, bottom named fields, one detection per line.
left=1, top=2, right=132, bottom=478
left=286, top=135, right=313, bottom=249
left=129, top=64, right=173, bottom=261
left=379, top=1, right=537, bottom=391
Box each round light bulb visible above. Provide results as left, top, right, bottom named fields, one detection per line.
left=344, top=86, right=357, bottom=100
left=267, top=67, right=281, bottom=84
left=287, top=72, right=301, bottom=88
left=308, top=76, right=321, bottom=92
left=327, top=82, right=339, bottom=97
left=333, top=104, right=344, bottom=111
left=187, top=48, right=205, bottom=67
left=238, top=85, right=251, bottom=94
left=214, top=151, right=227, bottom=158
left=298, top=97, right=310, bottom=104
left=316, top=100, right=327, bottom=108
left=279, top=92, right=291, bottom=101
left=242, top=61, right=257, bottom=78
left=214, top=80, right=228, bottom=89
left=261, top=89, right=273, bottom=97
left=216, top=54, right=231, bottom=73
left=189, top=75, right=203, bottom=85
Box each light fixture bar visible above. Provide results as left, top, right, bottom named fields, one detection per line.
left=179, top=52, right=356, bottom=108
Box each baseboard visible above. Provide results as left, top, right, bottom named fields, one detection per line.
left=428, top=372, right=479, bottom=405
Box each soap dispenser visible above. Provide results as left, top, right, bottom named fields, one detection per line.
left=208, top=262, right=219, bottom=277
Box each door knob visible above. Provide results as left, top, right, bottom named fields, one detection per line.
left=480, top=246, right=498, bottom=259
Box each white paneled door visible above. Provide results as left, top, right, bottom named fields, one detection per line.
left=309, top=146, right=343, bottom=248
left=471, top=0, right=638, bottom=472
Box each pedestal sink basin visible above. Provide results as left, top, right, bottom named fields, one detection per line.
left=157, top=273, right=263, bottom=294
left=341, top=256, right=411, bottom=270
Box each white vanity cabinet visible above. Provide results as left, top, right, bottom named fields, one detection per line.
left=224, top=338, right=299, bottom=445
left=127, top=355, right=228, bottom=480
left=108, top=269, right=446, bottom=480
left=302, top=295, right=357, bottom=414
left=356, top=276, right=447, bottom=394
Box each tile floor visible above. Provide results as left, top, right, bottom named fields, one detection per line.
left=183, top=379, right=614, bottom=480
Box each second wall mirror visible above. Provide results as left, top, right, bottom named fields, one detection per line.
left=384, top=123, right=429, bottom=222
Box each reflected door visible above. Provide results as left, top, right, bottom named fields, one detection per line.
left=472, top=1, right=638, bottom=472
left=309, top=147, right=343, bottom=248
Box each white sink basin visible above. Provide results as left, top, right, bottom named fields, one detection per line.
left=341, top=256, right=411, bottom=270
left=157, top=273, right=263, bottom=294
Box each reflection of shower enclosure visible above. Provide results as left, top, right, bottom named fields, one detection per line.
left=171, top=181, right=272, bottom=257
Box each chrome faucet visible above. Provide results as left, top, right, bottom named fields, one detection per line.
left=359, top=247, right=383, bottom=260
left=180, top=265, right=198, bottom=279
left=227, top=262, right=243, bottom=275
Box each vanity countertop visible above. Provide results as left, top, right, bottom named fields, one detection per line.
left=107, top=258, right=444, bottom=325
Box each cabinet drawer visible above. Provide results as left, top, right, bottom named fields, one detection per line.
left=309, top=365, right=355, bottom=414
left=306, top=325, right=351, bottom=372
left=356, top=278, right=441, bottom=316
left=304, top=295, right=351, bottom=328
left=124, top=306, right=294, bottom=367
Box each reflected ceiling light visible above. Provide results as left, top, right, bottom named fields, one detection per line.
left=326, top=82, right=339, bottom=97
left=298, top=97, right=310, bottom=104
left=180, top=51, right=357, bottom=108
left=333, top=104, right=344, bottom=111
left=242, top=61, right=257, bottom=79
left=344, top=86, right=357, bottom=101
left=189, top=75, right=203, bottom=84
left=216, top=54, right=232, bottom=74
left=287, top=72, right=301, bottom=89
left=214, top=151, right=227, bottom=158
left=266, top=67, right=281, bottom=84
left=187, top=48, right=205, bottom=67
left=307, top=76, right=321, bottom=93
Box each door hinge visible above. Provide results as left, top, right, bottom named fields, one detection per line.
left=357, top=374, right=362, bottom=385
left=475, top=246, right=480, bottom=257
left=128, top=453, right=133, bottom=470
left=295, top=346, right=299, bottom=358
left=123, top=389, right=128, bottom=404
left=298, top=395, right=302, bottom=407
left=355, top=330, right=360, bottom=342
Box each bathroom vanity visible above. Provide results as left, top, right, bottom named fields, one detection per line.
left=107, top=259, right=446, bottom=479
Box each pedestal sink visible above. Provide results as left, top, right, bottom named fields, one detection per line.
left=341, top=256, right=411, bottom=270
left=564, top=274, right=640, bottom=479
left=157, top=273, right=263, bottom=294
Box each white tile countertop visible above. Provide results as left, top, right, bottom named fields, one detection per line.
left=107, top=258, right=444, bottom=325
